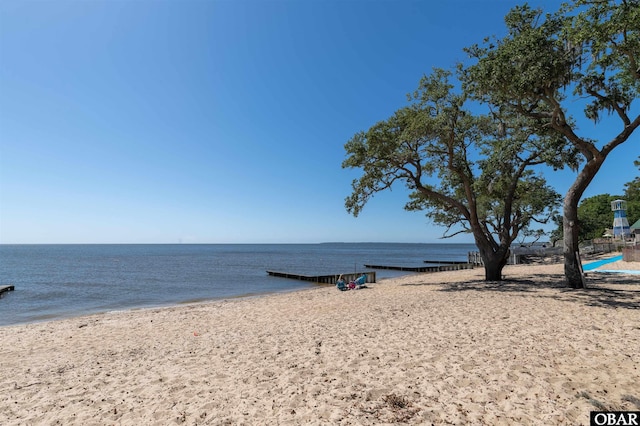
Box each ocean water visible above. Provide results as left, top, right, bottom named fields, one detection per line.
left=0, top=243, right=477, bottom=326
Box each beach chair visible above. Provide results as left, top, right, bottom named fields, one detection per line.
left=336, top=279, right=349, bottom=291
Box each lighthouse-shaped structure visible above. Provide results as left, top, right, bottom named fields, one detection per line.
left=611, top=199, right=630, bottom=238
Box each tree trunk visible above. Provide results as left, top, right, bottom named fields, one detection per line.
left=483, top=255, right=507, bottom=281
left=563, top=189, right=583, bottom=288
left=475, top=238, right=509, bottom=281
left=563, top=156, right=606, bottom=288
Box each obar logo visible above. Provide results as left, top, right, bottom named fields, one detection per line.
left=591, top=412, right=640, bottom=426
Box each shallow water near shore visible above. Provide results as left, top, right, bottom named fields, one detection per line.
left=0, top=243, right=476, bottom=326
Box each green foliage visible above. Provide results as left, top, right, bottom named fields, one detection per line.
left=343, top=1, right=638, bottom=285
left=463, top=0, right=639, bottom=132
left=461, top=0, right=640, bottom=287
left=565, top=0, right=640, bottom=122
left=624, top=156, right=640, bottom=203
left=578, top=194, right=618, bottom=240
left=343, top=69, right=562, bottom=252
left=464, top=5, right=573, bottom=105
left=624, top=157, right=640, bottom=224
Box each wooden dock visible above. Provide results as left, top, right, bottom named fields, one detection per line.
left=364, top=263, right=474, bottom=273
left=266, top=271, right=376, bottom=284
left=468, top=251, right=520, bottom=265
left=0, top=285, right=15, bottom=296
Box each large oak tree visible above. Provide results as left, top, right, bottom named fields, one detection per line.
left=343, top=69, right=564, bottom=281
left=463, top=0, right=639, bottom=288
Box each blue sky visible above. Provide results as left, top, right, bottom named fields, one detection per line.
left=0, top=0, right=637, bottom=244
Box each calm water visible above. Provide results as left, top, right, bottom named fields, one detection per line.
left=0, top=243, right=476, bottom=326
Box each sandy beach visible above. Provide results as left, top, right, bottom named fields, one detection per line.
left=1, top=261, right=639, bottom=425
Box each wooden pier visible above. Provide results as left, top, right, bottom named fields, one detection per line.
left=0, top=285, right=15, bottom=296
left=364, top=263, right=474, bottom=273
left=266, top=271, right=376, bottom=284
left=468, top=251, right=520, bottom=265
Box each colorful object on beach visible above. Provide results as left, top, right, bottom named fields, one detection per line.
left=582, top=255, right=623, bottom=271
left=336, top=276, right=348, bottom=291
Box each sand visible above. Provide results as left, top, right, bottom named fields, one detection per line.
left=1, top=262, right=639, bottom=425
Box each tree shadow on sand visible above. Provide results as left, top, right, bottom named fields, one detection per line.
left=405, top=272, right=640, bottom=311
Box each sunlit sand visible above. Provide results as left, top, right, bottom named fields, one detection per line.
left=1, top=261, right=639, bottom=425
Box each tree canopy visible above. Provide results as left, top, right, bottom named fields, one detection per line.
left=624, top=156, right=640, bottom=201
left=579, top=194, right=624, bottom=241
left=343, top=69, right=562, bottom=281
left=342, top=0, right=638, bottom=287
left=462, top=0, right=640, bottom=288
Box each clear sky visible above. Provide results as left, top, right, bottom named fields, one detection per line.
left=0, top=0, right=637, bottom=244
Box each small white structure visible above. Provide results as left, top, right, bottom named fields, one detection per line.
left=611, top=199, right=630, bottom=238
